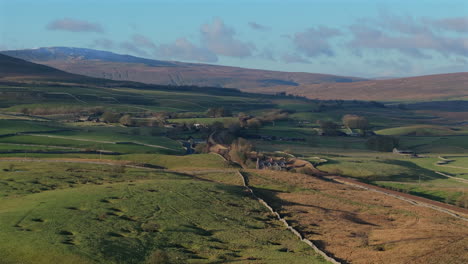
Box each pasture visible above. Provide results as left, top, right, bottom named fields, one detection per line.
left=0, top=161, right=327, bottom=264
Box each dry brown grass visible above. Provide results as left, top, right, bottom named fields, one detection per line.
left=247, top=169, right=468, bottom=264
left=260, top=72, right=468, bottom=101
left=38, top=60, right=365, bottom=90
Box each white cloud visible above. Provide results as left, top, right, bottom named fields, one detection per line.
left=201, top=18, right=255, bottom=58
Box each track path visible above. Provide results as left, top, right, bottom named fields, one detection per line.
left=328, top=175, right=468, bottom=221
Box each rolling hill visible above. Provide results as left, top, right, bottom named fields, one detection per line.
left=273, top=72, right=468, bottom=101
left=2, top=47, right=467, bottom=101
left=0, top=53, right=121, bottom=86
left=1, top=47, right=365, bottom=89
left=0, top=53, right=84, bottom=82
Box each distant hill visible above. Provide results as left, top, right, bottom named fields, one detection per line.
left=0, top=53, right=249, bottom=97
left=0, top=53, right=110, bottom=84
left=2, top=47, right=467, bottom=101
left=273, top=72, right=468, bottom=101
left=1, top=47, right=366, bottom=89
left=0, top=53, right=78, bottom=81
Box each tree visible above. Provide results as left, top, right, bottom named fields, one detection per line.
left=101, top=111, right=121, bottom=123
left=228, top=138, right=254, bottom=168
left=119, top=114, right=134, bottom=126
left=317, top=120, right=340, bottom=136
left=194, top=143, right=209, bottom=154
left=246, top=118, right=262, bottom=132
left=206, top=107, right=231, bottom=118
left=342, top=114, right=369, bottom=130
left=366, top=135, right=399, bottom=152
left=209, top=121, right=224, bottom=132
left=226, top=122, right=241, bottom=136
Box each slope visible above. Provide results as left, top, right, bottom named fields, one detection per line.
left=1, top=47, right=365, bottom=89
left=274, top=72, right=468, bottom=101
left=0, top=53, right=103, bottom=84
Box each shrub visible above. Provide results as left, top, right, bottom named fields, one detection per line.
left=456, top=194, right=468, bottom=208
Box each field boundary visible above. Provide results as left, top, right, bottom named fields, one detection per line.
left=237, top=170, right=342, bottom=264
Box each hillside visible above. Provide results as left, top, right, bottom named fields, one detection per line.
left=272, top=72, right=468, bottom=101
left=0, top=53, right=121, bottom=85
left=1, top=47, right=365, bottom=89
left=3, top=47, right=467, bottom=101
left=1, top=48, right=468, bottom=263
left=0, top=53, right=81, bottom=81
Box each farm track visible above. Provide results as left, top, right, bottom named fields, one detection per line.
left=435, top=156, right=468, bottom=183
left=434, top=171, right=468, bottom=184
left=328, top=175, right=468, bottom=221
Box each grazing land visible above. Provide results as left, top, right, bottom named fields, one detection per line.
left=0, top=53, right=467, bottom=263
left=0, top=161, right=328, bottom=264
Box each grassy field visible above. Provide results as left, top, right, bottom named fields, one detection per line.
left=376, top=125, right=468, bottom=136
left=0, top=161, right=328, bottom=264
left=0, top=119, right=60, bottom=135
left=315, top=152, right=468, bottom=204
left=169, top=117, right=238, bottom=125
left=1, top=76, right=467, bottom=263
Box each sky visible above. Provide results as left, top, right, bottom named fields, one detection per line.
left=0, top=0, right=467, bottom=78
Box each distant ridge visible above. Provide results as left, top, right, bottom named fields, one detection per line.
left=1, top=47, right=366, bottom=89
left=0, top=53, right=93, bottom=82
left=0, top=53, right=248, bottom=97
left=2, top=47, right=467, bottom=101
left=274, top=72, right=468, bottom=101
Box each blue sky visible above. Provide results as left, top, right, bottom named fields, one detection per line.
left=1, top=0, right=467, bottom=77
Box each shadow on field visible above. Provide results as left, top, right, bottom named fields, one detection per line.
left=372, top=159, right=445, bottom=182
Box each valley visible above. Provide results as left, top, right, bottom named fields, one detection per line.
left=0, top=51, right=467, bottom=264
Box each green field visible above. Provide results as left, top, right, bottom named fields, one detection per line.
left=1, top=74, right=468, bottom=263
left=315, top=152, right=468, bottom=204
left=0, top=161, right=327, bottom=264
left=376, top=125, right=468, bottom=136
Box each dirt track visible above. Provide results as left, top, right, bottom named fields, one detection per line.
left=328, top=175, right=468, bottom=220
